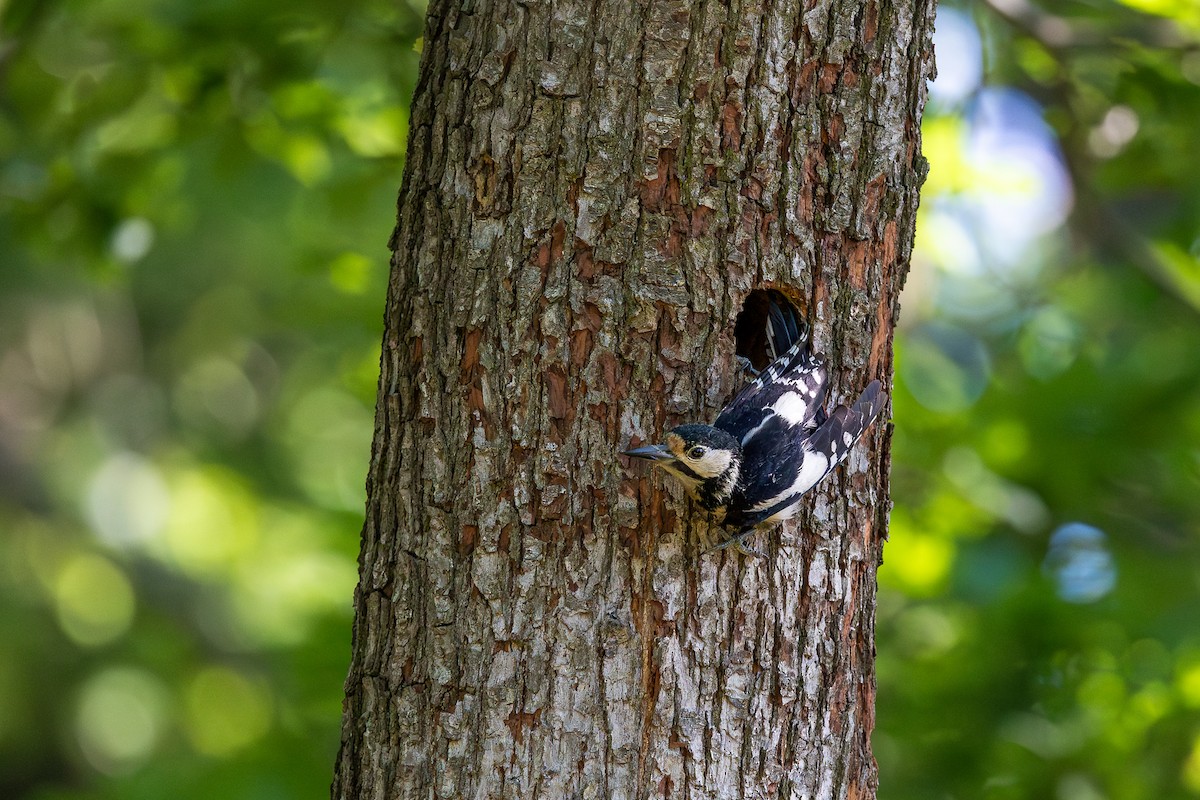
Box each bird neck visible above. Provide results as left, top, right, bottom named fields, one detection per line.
left=695, top=451, right=741, bottom=511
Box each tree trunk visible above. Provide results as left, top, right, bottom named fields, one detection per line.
left=332, top=0, right=933, bottom=797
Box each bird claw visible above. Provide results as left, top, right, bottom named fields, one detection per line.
left=735, top=355, right=760, bottom=377
left=707, top=531, right=764, bottom=558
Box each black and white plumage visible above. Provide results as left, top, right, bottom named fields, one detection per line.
left=623, top=299, right=885, bottom=554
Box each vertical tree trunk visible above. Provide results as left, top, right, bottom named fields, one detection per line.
left=333, top=0, right=933, bottom=797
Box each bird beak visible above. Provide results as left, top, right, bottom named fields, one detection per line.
left=621, top=444, right=675, bottom=462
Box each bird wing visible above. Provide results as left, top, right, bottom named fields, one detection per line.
left=721, top=412, right=817, bottom=529
left=765, top=291, right=803, bottom=362
left=725, top=380, right=886, bottom=530
left=714, top=341, right=828, bottom=446
left=802, top=380, right=885, bottom=467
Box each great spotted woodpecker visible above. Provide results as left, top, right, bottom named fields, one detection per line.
left=623, top=296, right=885, bottom=554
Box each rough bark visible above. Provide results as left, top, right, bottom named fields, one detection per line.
left=332, top=0, right=934, bottom=797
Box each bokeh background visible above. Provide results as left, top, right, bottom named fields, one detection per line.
left=2, top=0, right=1199, bottom=798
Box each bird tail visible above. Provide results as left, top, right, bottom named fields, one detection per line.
left=804, top=380, right=886, bottom=467
left=764, top=290, right=807, bottom=362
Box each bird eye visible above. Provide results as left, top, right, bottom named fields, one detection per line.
left=688, top=446, right=706, bottom=459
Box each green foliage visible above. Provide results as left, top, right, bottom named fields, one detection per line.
left=876, top=3, right=1200, bottom=798
left=0, top=0, right=423, bottom=796
left=3, top=0, right=1200, bottom=798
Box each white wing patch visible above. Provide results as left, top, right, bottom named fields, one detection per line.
left=771, top=391, right=812, bottom=425
left=750, top=449, right=831, bottom=514
left=737, top=381, right=822, bottom=446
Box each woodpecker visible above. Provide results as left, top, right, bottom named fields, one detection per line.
left=623, top=298, right=885, bottom=554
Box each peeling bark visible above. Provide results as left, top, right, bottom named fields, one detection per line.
left=332, top=0, right=935, bottom=797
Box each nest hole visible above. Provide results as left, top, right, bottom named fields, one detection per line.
left=733, top=288, right=803, bottom=371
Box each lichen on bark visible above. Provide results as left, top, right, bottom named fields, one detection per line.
left=332, top=0, right=935, bottom=797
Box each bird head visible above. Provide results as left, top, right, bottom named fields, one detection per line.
left=622, top=424, right=742, bottom=508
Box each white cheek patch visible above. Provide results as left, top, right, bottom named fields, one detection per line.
left=689, top=449, right=733, bottom=479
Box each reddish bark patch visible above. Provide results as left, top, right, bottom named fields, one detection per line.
left=573, top=495, right=593, bottom=541
left=534, top=239, right=552, bottom=271
left=567, top=175, right=584, bottom=211
left=616, top=523, right=639, bottom=553
left=846, top=241, right=868, bottom=289
left=551, top=220, right=567, bottom=263
left=870, top=299, right=890, bottom=377
left=460, top=328, right=483, bottom=384
left=545, top=365, right=570, bottom=419
left=819, top=62, right=841, bottom=94
left=636, top=653, right=663, bottom=790
left=460, top=328, right=493, bottom=437
left=533, top=220, right=567, bottom=280
left=860, top=174, right=886, bottom=227
left=576, top=245, right=621, bottom=280
left=882, top=218, right=898, bottom=270
left=857, top=656, right=877, bottom=732
left=598, top=352, right=628, bottom=405
left=760, top=206, right=778, bottom=244
left=862, top=1, right=879, bottom=43
left=866, top=219, right=899, bottom=375
left=743, top=176, right=763, bottom=202
left=570, top=327, right=593, bottom=366
left=504, top=707, right=542, bottom=745
left=824, top=113, right=845, bottom=145
left=648, top=370, right=668, bottom=427
left=645, top=660, right=663, bottom=703
left=721, top=97, right=743, bottom=151
left=576, top=244, right=596, bottom=279
left=690, top=204, right=714, bottom=237
left=861, top=516, right=875, bottom=548
left=400, top=655, right=414, bottom=684
left=827, top=669, right=849, bottom=736
left=795, top=180, right=814, bottom=229
left=656, top=318, right=685, bottom=367
left=588, top=401, right=609, bottom=424
left=459, top=524, right=478, bottom=556
left=641, top=148, right=681, bottom=210
left=736, top=204, right=762, bottom=264
left=638, top=148, right=714, bottom=258
left=793, top=59, right=821, bottom=105
left=581, top=301, right=603, bottom=332
left=468, top=384, right=487, bottom=420
left=539, top=482, right=569, bottom=520
left=632, top=594, right=672, bottom=638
